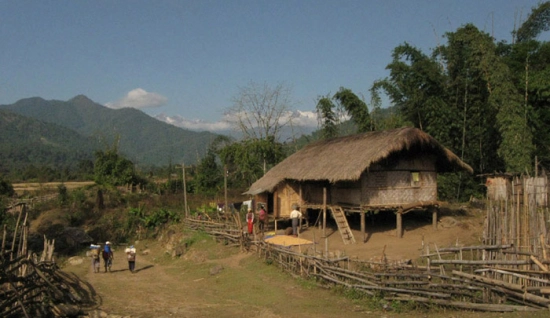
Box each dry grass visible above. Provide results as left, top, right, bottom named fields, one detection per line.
left=12, top=181, right=95, bottom=195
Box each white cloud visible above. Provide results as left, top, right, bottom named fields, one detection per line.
left=222, top=110, right=320, bottom=129
left=154, top=109, right=322, bottom=140
left=106, top=88, right=168, bottom=109
left=289, top=110, right=318, bottom=128
left=154, top=109, right=350, bottom=140
left=154, top=114, right=233, bottom=132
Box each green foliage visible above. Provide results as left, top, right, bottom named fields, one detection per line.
left=94, top=146, right=141, bottom=187
left=57, top=184, right=68, bottom=206
left=0, top=177, right=14, bottom=197
left=0, top=96, right=220, bottom=170
left=125, top=205, right=181, bottom=232
left=125, top=205, right=146, bottom=235
left=182, top=229, right=210, bottom=248
left=515, top=1, right=550, bottom=42
left=333, top=87, right=372, bottom=133
left=218, top=137, right=285, bottom=189
left=193, top=147, right=223, bottom=195
left=0, top=109, right=98, bottom=181
left=71, top=189, right=88, bottom=209
left=372, top=17, right=550, bottom=194
left=316, top=96, right=339, bottom=139
left=65, top=209, right=85, bottom=227
left=143, top=208, right=181, bottom=228
left=438, top=173, right=483, bottom=202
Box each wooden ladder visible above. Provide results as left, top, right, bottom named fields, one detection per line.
left=329, top=205, right=356, bottom=244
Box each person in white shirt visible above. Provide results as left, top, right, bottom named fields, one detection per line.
left=289, top=205, right=302, bottom=237
left=125, top=245, right=137, bottom=273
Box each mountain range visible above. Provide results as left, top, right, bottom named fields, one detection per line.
left=0, top=95, right=222, bottom=173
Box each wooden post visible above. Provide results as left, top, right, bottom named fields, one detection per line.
left=182, top=163, right=188, bottom=218
left=396, top=209, right=403, bottom=238
left=323, top=187, right=327, bottom=238
left=323, top=187, right=327, bottom=257
left=299, top=184, right=303, bottom=208
left=224, top=165, right=228, bottom=214
left=1, top=224, right=7, bottom=253
left=361, top=210, right=366, bottom=243
left=432, top=207, right=438, bottom=230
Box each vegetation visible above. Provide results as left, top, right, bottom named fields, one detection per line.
left=0, top=177, right=14, bottom=197
left=93, top=146, right=144, bottom=187
left=369, top=3, right=550, bottom=177
left=213, top=82, right=293, bottom=189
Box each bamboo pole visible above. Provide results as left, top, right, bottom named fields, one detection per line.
left=530, top=255, right=549, bottom=272
left=10, top=207, right=23, bottom=259
left=323, top=187, right=327, bottom=258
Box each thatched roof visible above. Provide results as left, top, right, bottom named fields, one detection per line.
left=245, top=127, right=473, bottom=195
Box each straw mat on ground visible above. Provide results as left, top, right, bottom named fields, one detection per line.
left=265, top=235, right=313, bottom=246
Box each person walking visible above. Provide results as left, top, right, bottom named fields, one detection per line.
left=102, top=241, right=114, bottom=272
left=246, top=208, right=255, bottom=235
left=125, top=245, right=137, bottom=273
left=90, top=244, right=101, bottom=273
left=290, top=204, right=302, bottom=237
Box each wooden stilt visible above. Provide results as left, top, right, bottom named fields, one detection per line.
left=432, top=207, right=438, bottom=230
left=396, top=210, right=403, bottom=238
left=361, top=210, right=366, bottom=243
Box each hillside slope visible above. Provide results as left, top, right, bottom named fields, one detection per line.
left=0, top=95, right=222, bottom=167
left=0, top=109, right=98, bottom=173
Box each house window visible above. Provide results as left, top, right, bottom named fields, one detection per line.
left=411, top=171, right=421, bottom=187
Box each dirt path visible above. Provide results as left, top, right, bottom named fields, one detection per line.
left=66, top=239, right=377, bottom=318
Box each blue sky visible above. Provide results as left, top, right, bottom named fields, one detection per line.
left=0, top=0, right=546, bottom=132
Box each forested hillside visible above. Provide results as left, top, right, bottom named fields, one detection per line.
left=0, top=95, right=222, bottom=174
left=0, top=110, right=98, bottom=179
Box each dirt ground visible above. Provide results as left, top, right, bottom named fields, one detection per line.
left=58, top=206, right=548, bottom=318
left=271, top=207, right=485, bottom=262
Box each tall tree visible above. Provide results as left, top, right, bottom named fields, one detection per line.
left=515, top=1, right=550, bottom=43
left=226, top=81, right=295, bottom=142
left=333, top=88, right=371, bottom=133
left=438, top=24, right=503, bottom=173
left=504, top=1, right=550, bottom=170
left=315, top=96, right=339, bottom=139
left=220, top=82, right=294, bottom=186
left=93, top=149, right=138, bottom=186
left=193, top=146, right=222, bottom=195
left=218, top=137, right=285, bottom=188
left=373, top=43, right=455, bottom=146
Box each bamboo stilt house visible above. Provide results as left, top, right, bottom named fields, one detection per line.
left=245, top=127, right=473, bottom=239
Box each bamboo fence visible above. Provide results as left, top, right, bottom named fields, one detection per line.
left=1, top=204, right=94, bottom=317
left=185, top=191, right=550, bottom=313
